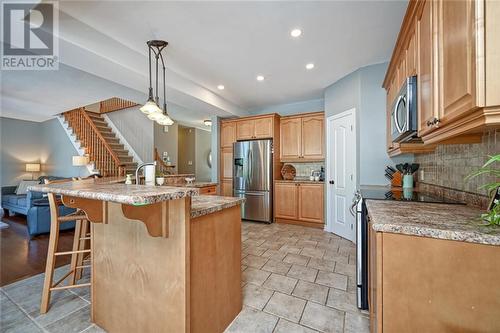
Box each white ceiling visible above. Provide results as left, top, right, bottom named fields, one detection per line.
left=1, top=0, right=407, bottom=122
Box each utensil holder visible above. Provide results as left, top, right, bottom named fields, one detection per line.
left=403, top=174, right=414, bottom=188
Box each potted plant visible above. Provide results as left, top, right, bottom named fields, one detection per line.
left=467, top=154, right=500, bottom=226
left=155, top=170, right=165, bottom=186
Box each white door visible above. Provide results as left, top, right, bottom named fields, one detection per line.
left=326, top=109, right=357, bottom=242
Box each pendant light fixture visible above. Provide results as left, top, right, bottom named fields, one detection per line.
left=140, top=40, right=174, bottom=126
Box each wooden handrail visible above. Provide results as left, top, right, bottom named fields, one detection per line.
left=63, top=108, right=126, bottom=176
left=99, top=97, right=138, bottom=114
left=154, top=148, right=174, bottom=175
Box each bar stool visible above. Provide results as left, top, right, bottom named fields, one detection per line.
left=40, top=178, right=91, bottom=314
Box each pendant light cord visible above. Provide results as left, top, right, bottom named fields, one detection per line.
left=148, top=44, right=153, bottom=98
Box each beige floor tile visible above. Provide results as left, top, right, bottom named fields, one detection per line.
left=274, top=318, right=318, bottom=333
left=262, top=259, right=292, bottom=275
left=263, top=292, right=306, bottom=323
left=226, top=306, right=279, bottom=333
left=315, top=271, right=348, bottom=291
left=279, top=244, right=302, bottom=254
left=263, top=273, right=298, bottom=294
left=287, top=265, right=319, bottom=283
left=243, top=246, right=267, bottom=256
left=242, top=283, right=274, bottom=310
left=326, top=288, right=358, bottom=313
left=344, top=312, right=370, bottom=333
left=300, top=302, right=344, bottom=333
left=307, top=258, right=336, bottom=272
left=334, top=262, right=356, bottom=278
left=283, top=253, right=310, bottom=266
left=242, top=267, right=271, bottom=286
left=323, top=250, right=349, bottom=264
left=296, top=240, right=318, bottom=249
left=300, top=247, right=326, bottom=259
left=292, top=280, right=329, bottom=304
left=261, top=249, right=288, bottom=261
left=242, top=254, right=268, bottom=269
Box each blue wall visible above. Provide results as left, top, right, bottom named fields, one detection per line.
left=248, top=98, right=324, bottom=116
left=1, top=117, right=84, bottom=186
left=324, top=62, right=413, bottom=186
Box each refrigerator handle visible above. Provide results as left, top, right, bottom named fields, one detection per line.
left=249, top=149, right=253, bottom=182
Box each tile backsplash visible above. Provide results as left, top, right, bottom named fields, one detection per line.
left=415, top=130, right=500, bottom=196
left=283, top=162, right=325, bottom=178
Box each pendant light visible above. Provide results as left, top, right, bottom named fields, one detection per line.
left=156, top=50, right=174, bottom=126
left=140, top=40, right=173, bottom=126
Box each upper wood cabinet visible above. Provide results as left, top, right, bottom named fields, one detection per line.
left=236, top=116, right=273, bottom=140
left=220, top=121, right=236, bottom=148
left=280, top=112, right=324, bottom=161
left=417, top=0, right=437, bottom=137
left=384, top=0, right=500, bottom=152
left=302, top=116, right=325, bottom=160
left=280, top=118, right=302, bottom=160
left=438, top=0, right=476, bottom=124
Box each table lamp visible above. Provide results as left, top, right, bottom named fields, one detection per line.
left=72, top=155, right=90, bottom=178
left=25, top=163, right=40, bottom=180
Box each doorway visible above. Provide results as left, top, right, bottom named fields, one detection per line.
left=325, top=109, right=357, bottom=242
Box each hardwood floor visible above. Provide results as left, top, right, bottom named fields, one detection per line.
left=0, top=214, right=75, bottom=286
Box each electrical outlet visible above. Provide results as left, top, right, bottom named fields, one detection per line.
left=419, top=169, right=424, bottom=181
left=188, top=161, right=193, bottom=165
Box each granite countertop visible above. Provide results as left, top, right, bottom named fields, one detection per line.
left=29, top=179, right=199, bottom=206
left=275, top=179, right=324, bottom=184
left=366, top=200, right=500, bottom=246
left=171, top=182, right=217, bottom=188
left=191, top=195, right=245, bottom=219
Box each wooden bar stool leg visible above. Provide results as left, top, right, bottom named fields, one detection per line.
left=70, top=219, right=83, bottom=285
left=75, top=220, right=89, bottom=281
left=40, top=208, right=61, bottom=314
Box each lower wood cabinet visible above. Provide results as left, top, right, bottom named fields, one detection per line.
left=199, top=185, right=217, bottom=195
left=274, top=181, right=324, bottom=228
left=368, top=226, right=500, bottom=333
left=221, top=179, right=233, bottom=197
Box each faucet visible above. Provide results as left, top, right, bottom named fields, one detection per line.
left=135, top=161, right=157, bottom=185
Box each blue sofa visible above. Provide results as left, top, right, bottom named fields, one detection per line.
left=1, top=176, right=76, bottom=237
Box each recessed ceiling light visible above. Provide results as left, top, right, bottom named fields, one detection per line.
left=290, top=29, right=302, bottom=38
left=306, top=63, right=315, bottom=70
left=256, top=75, right=265, bottom=81
left=217, top=85, right=225, bottom=90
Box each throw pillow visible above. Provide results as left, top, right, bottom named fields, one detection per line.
left=15, top=180, right=39, bottom=195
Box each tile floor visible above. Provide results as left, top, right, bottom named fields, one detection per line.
left=0, top=221, right=369, bottom=333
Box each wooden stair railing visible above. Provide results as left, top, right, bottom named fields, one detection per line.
left=99, top=97, right=138, bottom=114
left=154, top=148, right=175, bottom=175
left=63, top=108, right=126, bottom=177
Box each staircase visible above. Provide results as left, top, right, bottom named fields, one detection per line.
left=62, top=108, right=137, bottom=176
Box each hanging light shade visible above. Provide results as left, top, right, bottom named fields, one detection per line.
left=141, top=40, right=174, bottom=125
left=140, top=98, right=161, bottom=114
left=157, top=114, right=174, bottom=126
left=147, top=111, right=164, bottom=121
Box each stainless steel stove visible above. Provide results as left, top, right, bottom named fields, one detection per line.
left=351, top=187, right=465, bottom=310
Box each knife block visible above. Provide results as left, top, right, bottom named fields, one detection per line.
left=391, top=171, right=403, bottom=187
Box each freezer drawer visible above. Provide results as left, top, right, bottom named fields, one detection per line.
left=233, top=190, right=271, bottom=223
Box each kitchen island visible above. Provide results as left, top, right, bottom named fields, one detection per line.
left=29, top=179, right=244, bottom=333
left=365, top=200, right=500, bottom=333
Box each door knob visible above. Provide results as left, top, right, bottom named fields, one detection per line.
left=329, top=180, right=334, bottom=184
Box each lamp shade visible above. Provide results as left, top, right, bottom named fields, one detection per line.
left=147, top=111, right=164, bottom=121
left=140, top=100, right=162, bottom=115
left=157, top=114, right=174, bottom=126
left=25, top=163, right=40, bottom=172
left=72, top=155, right=89, bottom=166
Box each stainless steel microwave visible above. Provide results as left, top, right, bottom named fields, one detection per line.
left=391, top=76, right=417, bottom=142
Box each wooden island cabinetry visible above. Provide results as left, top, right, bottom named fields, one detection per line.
left=274, top=181, right=324, bottom=228
left=384, top=0, right=500, bottom=156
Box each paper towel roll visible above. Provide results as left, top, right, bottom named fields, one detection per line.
left=144, top=165, right=156, bottom=186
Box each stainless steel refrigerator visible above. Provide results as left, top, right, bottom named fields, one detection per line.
left=233, top=139, right=272, bottom=223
